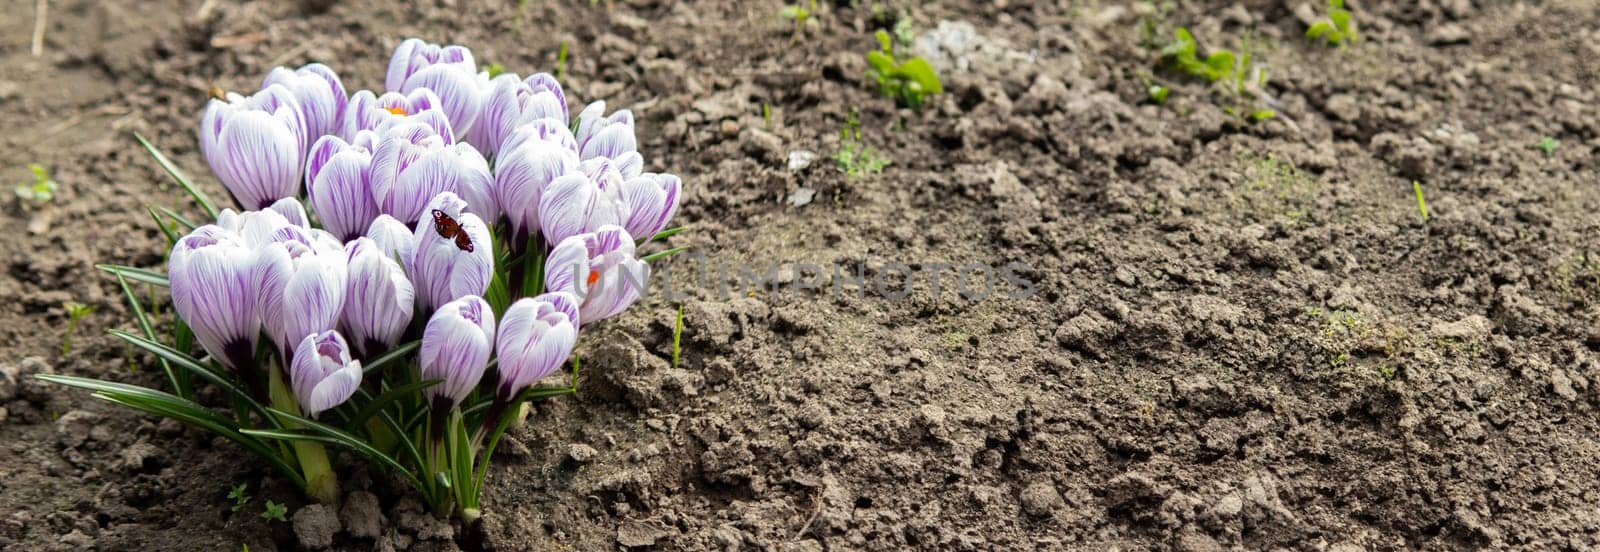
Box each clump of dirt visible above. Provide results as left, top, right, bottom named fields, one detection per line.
left=2, top=0, right=1599, bottom=550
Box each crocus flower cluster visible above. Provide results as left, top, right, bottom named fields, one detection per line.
left=63, top=38, right=685, bottom=515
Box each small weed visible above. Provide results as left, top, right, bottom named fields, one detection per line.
left=482, top=62, right=506, bottom=78
left=228, top=483, right=251, bottom=513
left=1139, top=0, right=1176, bottom=50
left=1147, top=84, right=1170, bottom=105
left=1305, top=308, right=1371, bottom=368
left=1160, top=29, right=1275, bottom=122
left=1535, top=136, right=1559, bottom=156
left=61, top=301, right=93, bottom=355
left=1412, top=181, right=1429, bottom=221
left=834, top=112, right=891, bottom=178
left=261, top=500, right=287, bottom=522
left=16, top=163, right=57, bottom=204
left=671, top=304, right=685, bottom=370
left=864, top=29, right=943, bottom=108
left=762, top=103, right=772, bottom=128
left=1306, top=0, right=1358, bottom=47
left=555, top=42, right=569, bottom=80
left=780, top=1, right=816, bottom=41
left=892, top=18, right=915, bottom=48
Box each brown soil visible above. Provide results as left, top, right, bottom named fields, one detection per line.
left=3, top=0, right=1600, bottom=550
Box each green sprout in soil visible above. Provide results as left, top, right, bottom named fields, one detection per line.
left=1306, top=0, right=1358, bottom=47
left=1535, top=136, right=1559, bottom=156
left=555, top=41, right=570, bottom=80
left=865, top=29, right=943, bottom=109
left=762, top=103, right=772, bottom=127
left=16, top=163, right=57, bottom=204
left=780, top=1, right=816, bottom=41
left=482, top=62, right=506, bottom=78
left=1412, top=181, right=1429, bottom=221
left=228, top=483, right=251, bottom=513
left=1159, top=28, right=1276, bottom=123
left=834, top=112, right=891, bottom=178
left=60, top=301, right=93, bottom=355
left=671, top=304, right=685, bottom=370
left=260, top=500, right=287, bottom=522
left=1147, top=84, right=1170, bottom=105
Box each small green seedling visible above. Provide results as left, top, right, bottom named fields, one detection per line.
left=1139, top=0, right=1176, bottom=50
left=228, top=483, right=251, bottom=513
left=555, top=42, right=570, bottom=80
left=780, top=1, right=816, bottom=40
left=834, top=112, right=891, bottom=178
left=1147, top=85, right=1170, bottom=105
left=1535, top=136, right=1559, bottom=156
left=16, top=163, right=57, bottom=204
left=260, top=500, right=287, bottom=522
left=61, top=301, right=93, bottom=355
left=1306, top=0, right=1358, bottom=47
left=1412, top=181, right=1429, bottom=221
left=762, top=103, right=772, bottom=127
left=865, top=29, right=943, bottom=109
left=483, top=62, right=506, bottom=78
left=1160, top=29, right=1275, bottom=122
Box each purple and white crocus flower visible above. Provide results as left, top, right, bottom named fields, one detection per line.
left=492, top=119, right=581, bottom=248
left=305, top=131, right=380, bottom=242
left=419, top=295, right=496, bottom=409
left=410, top=192, right=494, bottom=313
left=262, top=63, right=348, bottom=140
left=339, top=88, right=454, bottom=143
left=200, top=84, right=309, bottom=210
left=168, top=225, right=260, bottom=370
left=289, top=330, right=363, bottom=417
left=255, top=224, right=348, bottom=361
left=619, top=172, right=682, bottom=240
left=538, top=158, right=627, bottom=247
left=494, top=293, right=579, bottom=399
left=544, top=225, right=650, bottom=324
left=468, top=72, right=568, bottom=158
left=341, top=237, right=415, bottom=359
left=370, top=122, right=496, bottom=226
left=386, top=38, right=485, bottom=139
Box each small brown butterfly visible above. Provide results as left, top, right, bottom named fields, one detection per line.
left=431, top=209, right=474, bottom=252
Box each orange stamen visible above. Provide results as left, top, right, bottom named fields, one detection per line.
left=587, top=270, right=600, bottom=287
left=384, top=106, right=407, bottom=116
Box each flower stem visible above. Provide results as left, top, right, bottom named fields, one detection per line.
left=269, top=366, right=339, bottom=503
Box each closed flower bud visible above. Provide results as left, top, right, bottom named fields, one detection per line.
left=492, top=122, right=580, bottom=247
left=619, top=172, right=681, bottom=240
left=494, top=292, right=579, bottom=399
left=200, top=84, right=309, bottom=209
left=289, top=330, right=363, bottom=417
left=410, top=192, right=494, bottom=312
left=256, top=225, right=348, bottom=360
left=468, top=72, right=568, bottom=158
left=305, top=132, right=380, bottom=241
left=419, top=295, right=496, bottom=409
left=385, top=38, right=485, bottom=138
left=365, top=214, right=416, bottom=264
left=339, top=88, right=453, bottom=143
left=544, top=225, right=649, bottom=324
left=262, top=63, right=347, bottom=140
left=573, top=101, right=636, bottom=162
left=168, top=226, right=260, bottom=370
left=370, top=122, right=496, bottom=227
left=341, top=238, right=415, bottom=358
left=538, top=158, right=626, bottom=247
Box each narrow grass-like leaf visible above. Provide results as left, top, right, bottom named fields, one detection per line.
left=110, top=270, right=183, bottom=395
left=157, top=206, right=199, bottom=230
left=96, top=264, right=168, bottom=287
left=363, top=340, right=420, bottom=376
left=642, top=245, right=691, bottom=263
left=37, top=374, right=305, bottom=488
left=253, top=408, right=428, bottom=491
left=108, top=329, right=276, bottom=426
left=146, top=207, right=179, bottom=246
left=644, top=226, right=685, bottom=243
left=134, top=132, right=219, bottom=218
left=346, top=379, right=443, bottom=432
